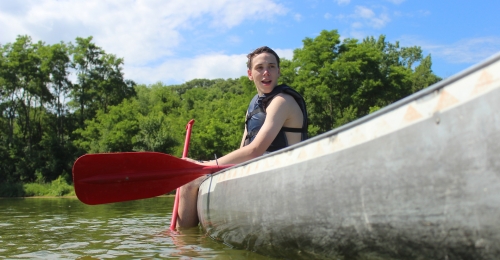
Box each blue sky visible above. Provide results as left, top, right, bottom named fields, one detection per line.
left=1, top=0, right=499, bottom=85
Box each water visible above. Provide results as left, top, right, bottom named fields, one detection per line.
left=0, top=197, right=273, bottom=259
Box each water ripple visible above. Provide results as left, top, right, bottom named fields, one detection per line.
left=0, top=197, right=274, bottom=259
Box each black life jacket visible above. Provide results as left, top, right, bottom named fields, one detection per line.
left=243, top=84, right=308, bottom=152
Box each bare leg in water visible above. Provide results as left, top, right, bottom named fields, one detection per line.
left=176, top=176, right=206, bottom=228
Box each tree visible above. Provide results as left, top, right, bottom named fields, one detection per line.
left=133, top=112, right=179, bottom=154
left=39, top=42, right=72, bottom=145
left=69, top=37, right=135, bottom=128
left=95, top=54, right=136, bottom=113
left=411, top=54, right=441, bottom=92
left=74, top=99, right=140, bottom=153
left=133, top=84, right=182, bottom=154
left=70, top=36, right=103, bottom=128
left=0, top=36, right=57, bottom=182
left=291, top=30, right=441, bottom=134
left=2, top=36, right=52, bottom=148
left=291, top=30, right=343, bottom=135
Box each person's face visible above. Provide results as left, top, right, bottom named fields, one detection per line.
left=247, top=52, right=280, bottom=95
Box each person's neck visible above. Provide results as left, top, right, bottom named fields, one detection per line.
left=257, top=84, right=279, bottom=96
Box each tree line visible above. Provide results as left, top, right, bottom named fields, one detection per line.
left=0, top=30, right=441, bottom=188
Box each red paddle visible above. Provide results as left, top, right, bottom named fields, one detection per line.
left=72, top=151, right=232, bottom=205
left=170, top=119, right=195, bottom=230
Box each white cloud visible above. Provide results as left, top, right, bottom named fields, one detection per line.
left=126, top=53, right=247, bottom=85
left=294, top=13, right=303, bottom=22
left=226, top=35, right=243, bottom=45
left=185, top=53, right=249, bottom=81
left=431, top=37, right=500, bottom=64
left=0, top=0, right=288, bottom=84
left=349, top=31, right=367, bottom=40
left=352, top=6, right=390, bottom=29
left=126, top=48, right=295, bottom=85
left=334, top=0, right=351, bottom=5
left=335, top=14, right=346, bottom=20
left=335, top=6, right=391, bottom=39
left=399, top=36, right=500, bottom=64
left=355, top=6, right=375, bottom=19
left=371, top=13, right=390, bottom=29
left=275, top=48, right=294, bottom=61
left=386, top=0, right=405, bottom=4
left=418, top=10, right=431, bottom=16
left=351, top=22, right=364, bottom=29
left=394, top=9, right=431, bottom=18
left=324, top=13, right=333, bottom=20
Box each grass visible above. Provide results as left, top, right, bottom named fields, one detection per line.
left=0, top=176, right=75, bottom=197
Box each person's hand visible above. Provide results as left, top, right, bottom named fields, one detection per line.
left=182, top=157, right=217, bottom=166
left=181, top=157, right=203, bottom=164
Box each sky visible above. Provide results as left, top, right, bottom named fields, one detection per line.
left=1, top=0, right=499, bottom=86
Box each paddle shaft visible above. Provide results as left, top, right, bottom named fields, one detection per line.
left=170, top=119, right=195, bottom=230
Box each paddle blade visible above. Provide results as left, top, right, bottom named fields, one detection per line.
left=73, top=152, right=227, bottom=205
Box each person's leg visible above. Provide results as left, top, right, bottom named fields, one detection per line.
left=176, top=176, right=205, bottom=228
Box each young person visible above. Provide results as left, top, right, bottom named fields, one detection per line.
left=177, top=46, right=308, bottom=228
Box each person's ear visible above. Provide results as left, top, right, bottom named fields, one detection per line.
left=247, top=69, right=253, bottom=80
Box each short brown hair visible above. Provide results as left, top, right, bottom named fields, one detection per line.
left=246, top=46, right=280, bottom=69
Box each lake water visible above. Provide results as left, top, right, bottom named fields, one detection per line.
left=0, top=197, right=274, bottom=259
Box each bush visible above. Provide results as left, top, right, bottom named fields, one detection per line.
left=23, top=182, right=50, bottom=196
left=0, top=182, right=25, bottom=197
left=48, top=176, right=75, bottom=196
left=23, top=176, right=75, bottom=197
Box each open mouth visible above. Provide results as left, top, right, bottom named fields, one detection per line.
left=262, top=80, right=272, bottom=85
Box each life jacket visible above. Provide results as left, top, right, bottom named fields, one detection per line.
left=243, top=84, right=308, bottom=152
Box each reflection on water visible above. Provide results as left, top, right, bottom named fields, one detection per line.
left=0, top=197, right=272, bottom=259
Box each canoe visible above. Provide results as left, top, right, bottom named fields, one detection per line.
left=197, top=52, right=500, bottom=260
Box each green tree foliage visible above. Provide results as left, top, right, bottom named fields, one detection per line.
left=41, top=42, right=72, bottom=144
left=74, top=99, right=140, bottom=153
left=132, top=84, right=181, bottom=154
left=184, top=77, right=255, bottom=160
left=69, top=36, right=136, bottom=128
left=291, top=30, right=441, bottom=134
left=0, top=31, right=442, bottom=192
left=1, top=36, right=55, bottom=182
left=134, top=112, right=178, bottom=154
left=72, top=77, right=253, bottom=159
left=0, top=35, right=134, bottom=184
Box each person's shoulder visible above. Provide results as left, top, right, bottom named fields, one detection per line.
left=275, top=92, right=295, bottom=101
left=267, top=85, right=300, bottom=108
left=270, top=93, right=298, bottom=110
